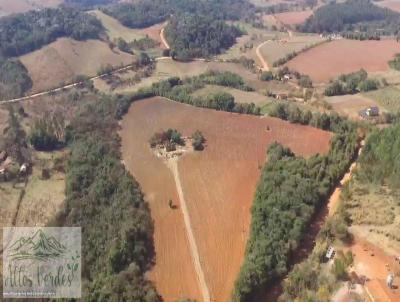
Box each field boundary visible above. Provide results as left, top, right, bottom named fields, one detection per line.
left=168, top=158, right=211, bottom=302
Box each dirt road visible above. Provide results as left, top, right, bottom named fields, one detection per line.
left=256, top=40, right=271, bottom=71
left=160, top=26, right=170, bottom=50
left=168, top=158, right=211, bottom=302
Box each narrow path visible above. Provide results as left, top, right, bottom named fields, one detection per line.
left=255, top=40, right=271, bottom=71
left=167, top=158, right=211, bottom=302
left=160, top=27, right=170, bottom=50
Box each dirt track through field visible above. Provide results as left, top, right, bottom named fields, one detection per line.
left=120, top=97, right=332, bottom=302
left=168, top=158, right=211, bottom=302
left=160, top=27, right=170, bottom=49
left=256, top=40, right=271, bottom=71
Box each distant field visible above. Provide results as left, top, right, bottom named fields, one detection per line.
left=286, top=39, right=400, bottom=83
left=0, top=0, right=61, bottom=16
left=274, top=10, right=313, bottom=26
left=376, top=0, right=400, bottom=12
left=90, top=10, right=166, bottom=48
left=191, top=85, right=272, bottom=106
left=20, top=38, right=134, bottom=93
left=325, top=94, right=380, bottom=119
left=218, top=22, right=287, bottom=63
left=100, top=59, right=276, bottom=94
left=259, top=34, right=325, bottom=66
left=363, top=85, right=400, bottom=113
left=120, top=97, right=332, bottom=302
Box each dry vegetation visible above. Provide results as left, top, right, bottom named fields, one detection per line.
left=96, top=58, right=279, bottom=94
left=286, top=39, right=400, bottom=83
left=120, top=97, right=332, bottom=302
left=325, top=94, right=380, bottom=119
left=20, top=37, right=134, bottom=92
left=259, top=33, right=325, bottom=66
left=347, top=181, right=400, bottom=255
left=274, top=10, right=313, bottom=26
left=90, top=9, right=166, bottom=49
left=363, top=85, right=400, bottom=113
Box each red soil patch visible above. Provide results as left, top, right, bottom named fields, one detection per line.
left=274, top=10, right=313, bottom=26
left=349, top=238, right=400, bottom=302
left=120, top=97, right=332, bottom=302
left=377, top=0, right=400, bottom=12
left=286, top=39, right=400, bottom=83
left=141, top=23, right=167, bottom=49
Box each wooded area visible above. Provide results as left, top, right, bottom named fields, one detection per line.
left=52, top=93, right=160, bottom=301
left=0, top=7, right=103, bottom=58
left=301, top=0, right=400, bottom=36
left=233, top=104, right=358, bottom=302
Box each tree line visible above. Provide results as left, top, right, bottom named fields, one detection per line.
left=233, top=104, right=359, bottom=301
left=102, top=0, right=257, bottom=29
left=0, top=7, right=104, bottom=58
left=324, top=69, right=379, bottom=96
left=115, top=71, right=261, bottom=119
left=51, top=92, right=160, bottom=301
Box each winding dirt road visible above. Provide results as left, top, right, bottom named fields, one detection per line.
left=167, top=158, right=211, bottom=302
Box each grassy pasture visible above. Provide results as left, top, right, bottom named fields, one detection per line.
left=259, top=33, right=325, bottom=66
left=363, top=85, right=400, bottom=113
left=20, top=37, right=134, bottom=93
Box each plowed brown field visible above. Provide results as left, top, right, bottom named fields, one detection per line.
left=274, top=10, right=313, bottom=26
left=120, top=97, right=332, bottom=302
left=286, top=39, right=400, bottom=83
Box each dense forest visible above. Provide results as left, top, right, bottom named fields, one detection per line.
left=165, top=14, right=242, bottom=60
left=0, top=57, right=32, bottom=100
left=102, top=0, right=256, bottom=29
left=233, top=104, right=358, bottom=301
left=0, top=7, right=103, bottom=58
left=53, top=93, right=160, bottom=301
left=64, top=0, right=117, bottom=8
left=300, top=0, right=400, bottom=35
left=358, top=122, right=400, bottom=188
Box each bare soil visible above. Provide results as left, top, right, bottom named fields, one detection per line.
left=286, top=39, right=400, bottom=83
left=274, top=10, right=313, bottom=26
left=120, top=97, right=332, bottom=302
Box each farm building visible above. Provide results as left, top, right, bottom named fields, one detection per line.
left=359, top=106, right=379, bottom=119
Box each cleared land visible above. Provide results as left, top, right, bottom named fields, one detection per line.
left=20, top=38, right=134, bottom=93
left=97, top=59, right=280, bottom=93
left=191, top=85, right=272, bottom=106
left=120, top=97, right=332, bottom=302
left=217, top=22, right=287, bottom=64
left=0, top=0, right=60, bottom=16
left=91, top=10, right=166, bottom=49
left=363, top=85, right=400, bottom=113
left=376, top=0, right=400, bottom=12
left=259, top=34, right=325, bottom=66
left=325, top=94, right=380, bottom=119
left=274, top=10, right=313, bottom=26
left=286, top=39, right=400, bottom=83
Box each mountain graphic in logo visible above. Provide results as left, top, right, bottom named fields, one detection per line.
left=8, top=229, right=67, bottom=261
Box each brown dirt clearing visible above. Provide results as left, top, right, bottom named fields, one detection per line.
left=120, top=97, right=332, bottom=302
left=286, top=39, right=400, bottom=83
